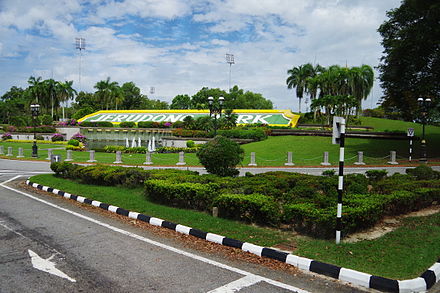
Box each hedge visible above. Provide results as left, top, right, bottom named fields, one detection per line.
left=156, top=146, right=199, bottom=153
left=144, top=179, right=219, bottom=211
left=80, top=121, right=113, bottom=127
left=212, top=193, right=281, bottom=225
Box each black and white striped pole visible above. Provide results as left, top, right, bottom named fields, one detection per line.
left=332, top=116, right=346, bottom=244
left=407, top=128, right=414, bottom=161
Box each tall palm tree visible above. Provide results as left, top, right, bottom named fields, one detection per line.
left=286, top=64, right=314, bottom=113
left=348, top=65, right=374, bottom=115
left=27, top=76, right=44, bottom=104
left=94, top=77, right=119, bottom=110
left=58, top=81, right=77, bottom=120
left=42, top=79, right=59, bottom=118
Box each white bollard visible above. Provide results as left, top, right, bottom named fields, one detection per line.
left=65, top=150, right=73, bottom=161
left=87, top=150, right=97, bottom=163
left=17, top=147, right=24, bottom=158
left=248, top=152, right=257, bottom=166
left=320, top=151, right=331, bottom=166
left=143, top=152, right=153, bottom=165
left=285, top=151, right=294, bottom=166
left=176, top=151, right=186, bottom=165
left=6, top=147, right=13, bottom=156
left=0, top=145, right=4, bottom=155
left=46, top=149, right=53, bottom=160
left=113, top=151, right=123, bottom=164
left=354, top=151, right=366, bottom=165
left=387, top=151, right=398, bottom=165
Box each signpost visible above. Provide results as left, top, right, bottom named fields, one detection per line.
left=407, top=128, right=415, bottom=161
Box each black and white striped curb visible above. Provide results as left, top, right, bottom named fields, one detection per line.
left=26, top=180, right=440, bottom=293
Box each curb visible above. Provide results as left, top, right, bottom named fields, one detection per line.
left=26, top=180, right=440, bottom=293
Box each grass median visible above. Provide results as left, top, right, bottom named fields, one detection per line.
left=29, top=173, right=440, bottom=280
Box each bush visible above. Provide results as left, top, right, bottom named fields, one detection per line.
left=80, top=121, right=113, bottom=127
left=119, top=121, right=136, bottom=128
left=103, top=145, right=147, bottom=153
left=322, top=170, right=335, bottom=176
left=10, top=116, right=28, bottom=127
left=41, top=114, right=53, bottom=125
left=186, top=140, right=195, bottom=148
left=138, top=121, right=154, bottom=128
left=71, top=133, right=87, bottom=143
left=156, top=146, right=198, bottom=153
left=1, top=132, right=12, bottom=140
left=406, top=165, right=440, bottom=180
left=68, top=139, right=80, bottom=146
left=72, top=107, right=95, bottom=120
left=51, top=133, right=64, bottom=141
left=366, top=169, right=388, bottom=182
left=145, top=179, right=219, bottom=210
left=196, top=135, right=244, bottom=176
left=213, top=193, right=280, bottom=226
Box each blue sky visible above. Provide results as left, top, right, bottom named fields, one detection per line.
left=0, top=0, right=402, bottom=111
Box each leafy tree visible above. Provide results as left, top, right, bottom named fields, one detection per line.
left=0, top=86, right=29, bottom=124
left=378, top=0, right=440, bottom=120
left=286, top=63, right=315, bottom=113
left=191, top=87, right=228, bottom=110
left=94, top=77, right=120, bottom=110
left=120, top=82, right=144, bottom=110
left=196, top=135, right=244, bottom=177
left=170, top=94, right=191, bottom=109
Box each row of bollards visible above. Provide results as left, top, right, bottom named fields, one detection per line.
left=1, top=145, right=401, bottom=166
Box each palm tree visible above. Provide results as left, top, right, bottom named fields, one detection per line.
left=94, top=77, right=119, bottom=110
left=27, top=76, right=44, bottom=104
left=286, top=64, right=314, bottom=113
left=348, top=65, right=374, bottom=115
left=58, top=81, right=77, bottom=120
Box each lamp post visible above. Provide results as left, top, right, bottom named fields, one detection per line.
left=417, top=97, right=431, bottom=163
left=208, top=96, right=224, bottom=136
left=30, top=104, right=40, bottom=158
left=225, top=53, right=234, bottom=93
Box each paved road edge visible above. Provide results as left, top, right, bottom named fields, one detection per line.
left=25, top=180, right=440, bottom=293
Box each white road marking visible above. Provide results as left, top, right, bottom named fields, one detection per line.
left=0, top=176, right=310, bottom=293
left=28, top=249, right=76, bottom=283
left=207, top=275, right=262, bottom=293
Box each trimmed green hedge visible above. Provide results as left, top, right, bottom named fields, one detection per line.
left=80, top=121, right=113, bottom=127
left=213, top=193, right=280, bottom=225
left=144, top=179, right=219, bottom=211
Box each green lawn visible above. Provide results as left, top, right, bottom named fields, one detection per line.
left=30, top=173, right=440, bottom=280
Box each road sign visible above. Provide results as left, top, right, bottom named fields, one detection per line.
left=407, top=128, right=415, bottom=137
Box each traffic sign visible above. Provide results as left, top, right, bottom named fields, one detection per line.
left=407, top=128, right=415, bottom=137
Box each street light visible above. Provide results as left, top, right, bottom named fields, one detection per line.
left=417, top=97, right=431, bottom=163
left=225, top=53, right=235, bottom=93
left=30, top=104, right=40, bottom=158
left=208, top=96, right=224, bottom=136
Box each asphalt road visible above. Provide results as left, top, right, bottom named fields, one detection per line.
left=1, top=158, right=439, bottom=293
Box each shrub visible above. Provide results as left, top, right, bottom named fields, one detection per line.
left=68, top=139, right=80, bottom=146
left=72, top=107, right=95, bottom=120
left=51, top=133, right=64, bottom=141
left=156, top=146, right=198, bottom=153
left=186, top=140, right=195, bottom=148
left=365, top=169, right=388, bottom=182
left=406, top=165, right=439, bottom=180
left=71, top=133, right=87, bottom=143
left=322, top=170, right=335, bottom=176
left=213, top=193, right=280, bottom=226
left=80, top=121, right=113, bottom=127
left=138, top=121, right=154, bottom=128
left=196, top=135, right=244, bottom=176
left=1, top=132, right=12, bottom=140
left=41, top=114, right=53, bottom=125
left=10, top=116, right=28, bottom=127
left=51, top=162, right=79, bottom=178
left=119, top=121, right=136, bottom=128
left=144, top=179, right=219, bottom=210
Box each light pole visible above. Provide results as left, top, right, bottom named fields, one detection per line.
left=30, top=104, right=40, bottom=158
left=225, top=53, right=234, bottom=93
left=418, top=97, right=431, bottom=163
left=208, top=96, right=224, bottom=136
left=75, top=37, right=85, bottom=91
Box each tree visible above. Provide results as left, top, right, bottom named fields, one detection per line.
left=378, top=0, right=440, bottom=120
left=286, top=63, right=314, bottom=113
left=170, top=94, right=192, bottom=109
left=58, top=80, right=77, bottom=120
left=120, top=82, right=143, bottom=110
left=196, top=135, right=244, bottom=177
left=94, top=77, right=120, bottom=110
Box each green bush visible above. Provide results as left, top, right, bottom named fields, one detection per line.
left=80, top=121, right=113, bottom=127
left=72, top=107, right=95, bottom=120
left=138, top=121, right=154, bottom=128
left=156, top=146, right=198, bottom=153
left=67, top=139, right=80, bottom=146
left=196, top=135, right=244, bottom=177
left=322, top=170, right=335, bottom=176
left=103, top=145, right=147, bottom=153
left=145, top=179, right=219, bottom=211
left=50, top=162, right=79, bottom=178
left=406, top=165, right=440, bottom=180
left=41, top=114, right=53, bottom=125
left=186, top=140, right=195, bottom=148
left=119, top=121, right=136, bottom=128
left=10, top=116, right=28, bottom=127
left=213, top=193, right=280, bottom=226
left=365, top=169, right=388, bottom=182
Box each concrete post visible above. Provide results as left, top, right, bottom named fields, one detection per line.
left=6, top=147, right=13, bottom=156
left=143, top=152, right=153, bottom=165
left=176, top=151, right=186, bottom=165
left=285, top=151, right=294, bottom=166
left=17, top=147, right=24, bottom=158
left=113, top=151, right=123, bottom=164
left=354, top=151, right=366, bottom=165
left=0, top=145, right=4, bottom=155
left=388, top=151, right=398, bottom=165
left=87, top=150, right=97, bottom=163
left=212, top=207, right=218, bottom=218
left=46, top=149, right=53, bottom=160
left=248, top=152, right=257, bottom=166
left=65, top=150, right=73, bottom=161
left=320, top=151, right=331, bottom=166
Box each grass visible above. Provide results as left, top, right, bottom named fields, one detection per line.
left=30, top=173, right=440, bottom=280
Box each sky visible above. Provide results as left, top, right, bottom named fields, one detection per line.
left=0, top=0, right=402, bottom=112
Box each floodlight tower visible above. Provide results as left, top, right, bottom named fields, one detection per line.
left=225, top=53, right=235, bottom=93
left=75, top=38, right=86, bottom=91
left=150, top=86, right=155, bottom=99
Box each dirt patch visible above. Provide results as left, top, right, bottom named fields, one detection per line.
left=344, top=205, right=440, bottom=243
